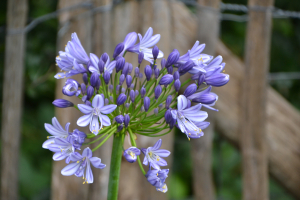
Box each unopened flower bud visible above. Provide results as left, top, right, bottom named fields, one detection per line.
left=174, top=79, right=181, bottom=92
left=167, top=66, right=173, bottom=74
left=126, top=75, right=132, bottom=88
left=85, top=100, right=92, bottom=107
left=128, top=63, right=133, bottom=74
left=125, top=103, right=130, bottom=108
left=173, top=71, right=180, bottom=80
left=140, top=86, right=146, bottom=98
left=117, top=93, right=127, bottom=106
left=119, top=74, right=125, bottom=85
left=165, top=109, right=172, bottom=124
left=165, top=95, right=172, bottom=109
left=82, top=73, right=88, bottom=85
left=86, top=86, right=94, bottom=100
left=113, top=43, right=124, bottom=59
left=81, top=83, right=86, bottom=95
left=135, top=90, right=139, bottom=97
left=109, top=84, right=113, bottom=92
left=154, top=68, right=160, bottom=79
left=116, top=85, right=121, bottom=94
left=52, top=99, right=74, bottom=108
left=154, top=85, right=162, bottom=99
left=90, top=73, right=100, bottom=87
left=198, top=73, right=205, bottom=86
left=124, top=114, right=130, bottom=127
left=103, top=71, right=110, bottom=85
left=130, top=90, right=135, bottom=102
left=144, top=65, right=152, bottom=81
left=101, top=52, right=109, bottom=63
left=130, top=83, right=134, bottom=89
left=144, top=97, right=150, bottom=112
left=166, top=49, right=180, bottom=67
left=98, top=60, right=105, bottom=74
left=183, top=83, right=197, bottom=97
left=105, top=98, right=109, bottom=105
left=138, top=52, right=144, bottom=64
left=135, top=67, right=139, bottom=77
left=178, top=60, right=194, bottom=76
left=159, top=74, right=173, bottom=85
left=154, top=108, right=159, bottom=115
left=152, top=45, right=159, bottom=60
left=117, top=124, right=124, bottom=132
left=116, top=57, right=125, bottom=73
left=122, top=63, right=129, bottom=76
left=161, top=58, right=166, bottom=70
left=115, top=115, right=124, bottom=124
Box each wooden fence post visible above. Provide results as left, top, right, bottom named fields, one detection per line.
left=242, top=0, right=274, bottom=199
left=190, top=1, right=220, bottom=200
left=1, top=0, right=28, bottom=199
left=51, top=0, right=92, bottom=199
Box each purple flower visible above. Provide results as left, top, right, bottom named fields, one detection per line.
left=164, top=109, right=172, bottom=124
left=126, top=75, right=132, bottom=88
left=166, top=49, right=180, bottom=68
left=62, top=79, right=81, bottom=96
left=127, top=27, right=163, bottom=63
left=117, top=93, right=127, bottom=106
left=167, top=66, right=173, bottom=74
left=141, top=139, right=170, bottom=169
left=161, top=58, right=166, bottom=70
left=43, top=117, right=70, bottom=149
left=55, top=33, right=89, bottom=75
left=159, top=74, right=173, bottom=85
left=77, top=94, right=117, bottom=135
left=47, top=136, right=79, bottom=164
left=178, top=60, right=195, bottom=76
left=171, top=95, right=208, bottom=139
left=122, top=63, right=129, bottom=76
left=55, top=60, right=87, bottom=79
left=113, top=43, right=125, bottom=59
left=116, top=57, right=125, bottom=73
left=86, top=86, right=94, bottom=100
left=115, top=115, right=124, bottom=124
left=89, top=53, right=116, bottom=75
left=144, top=65, right=152, bottom=81
left=90, top=73, right=99, bottom=88
left=135, top=67, right=139, bottom=77
left=71, top=129, right=86, bottom=145
left=152, top=45, right=159, bottom=60
left=183, top=83, right=197, bottom=97
left=82, top=73, right=88, bottom=85
left=124, top=147, right=141, bottom=163
left=53, top=99, right=74, bottom=108
left=130, top=90, right=135, bottom=103
left=154, top=68, right=160, bottom=79
left=174, top=79, right=181, bottom=92
left=140, top=86, right=146, bottom=98
left=178, top=41, right=212, bottom=66
left=165, top=95, right=172, bottom=109
left=146, top=169, right=169, bottom=193
left=144, top=97, right=150, bottom=112
left=100, top=53, right=109, bottom=63
left=61, top=147, right=106, bottom=184
left=138, top=52, right=144, bottom=64
left=103, top=71, right=110, bottom=85
left=81, top=83, right=86, bottom=95
left=154, top=85, right=162, bottom=100
left=114, top=32, right=138, bottom=58
left=124, top=114, right=130, bottom=127
left=119, top=74, right=125, bottom=85
left=186, top=86, right=218, bottom=111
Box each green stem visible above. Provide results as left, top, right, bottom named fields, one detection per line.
left=107, top=134, right=124, bottom=200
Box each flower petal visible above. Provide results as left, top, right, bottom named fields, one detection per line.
left=82, top=147, right=93, bottom=158
left=152, top=139, right=162, bottom=150
left=53, top=152, right=67, bottom=161
left=85, top=161, right=94, bottom=184
left=42, top=138, right=55, bottom=149
left=52, top=117, right=65, bottom=132
left=90, top=116, right=100, bottom=134
left=100, top=105, right=117, bottom=114
left=90, top=157, right=106, bottom=169
left=92, top=94, right=104, bottom=108
left=61, top=162, right=81, bottom=176
left=100, top=115, right=111, bottom=126
left=77, top=114, right=92, bottom=127
left=45, top=123, right=66, bottom=137
left=177, top=95, right=188, bottom=110
left=153, top=149, right=170, bottom=157
left=78, top=104, right=93, bottom=114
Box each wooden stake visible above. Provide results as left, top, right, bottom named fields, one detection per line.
left=242, top=0, right=274, bottom=199
left=1, top=0, right=28, bottom=199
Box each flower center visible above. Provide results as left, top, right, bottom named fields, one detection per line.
left=93, top=107, right=101, bottom=116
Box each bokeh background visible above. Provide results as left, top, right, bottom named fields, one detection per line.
left=0, top=0, right=300, bottom=200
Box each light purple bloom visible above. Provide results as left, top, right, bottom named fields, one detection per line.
left=89, top=53, right=116, bottom=75
left=127, top=27, right=163, bottom=63
left=62, top=79, right=81, bottom=97
left=77, top=94, right=117, bottom=135
left=115, top=32, right=138, bottom=58
left=146, top=169, right=169, bottom=193
left=124, top=147, right=141, bottom=163
left=186, top=86, right=219, bottom=111
left=55, top=60, right=87, bottom=79
left=43, top=117, right=70, bottom=149
left=61, top=147, right=106, bottom=184
left=171, top=95, right=208, bottom=139
left=141, top=139, right=170, bottom=169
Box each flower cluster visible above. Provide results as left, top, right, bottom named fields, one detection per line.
left=44, top=27, right=229, bottom=190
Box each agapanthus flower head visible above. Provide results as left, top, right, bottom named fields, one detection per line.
left=141, top=139, right=170, bottom=169
left=77, top=94, right=117, bottom=134
left=61, top=147, right=106, bottom=184
left=48, top=29, right=229, bottom=190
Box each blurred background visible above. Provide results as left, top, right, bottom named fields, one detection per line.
left=0, top=0, right=300, bottom=200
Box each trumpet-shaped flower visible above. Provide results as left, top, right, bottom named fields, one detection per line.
left=171, top=95, right=208, bottom=139
left=127, top=27, right=164, bottom=63
left=141, top=139, right=170, bottom=169
left=77, top=94, right=117, bottom=134
left=61, top=147, right=106, bottom=184
left=89, top=53, right=116, bottom=75
left=43, top=117, right=70, bottom=149
left=146, top=169, right=169, bottom=193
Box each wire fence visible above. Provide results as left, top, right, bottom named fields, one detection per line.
left=2, top=0, right=300, bottom=80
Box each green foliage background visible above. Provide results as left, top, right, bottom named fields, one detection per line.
left=0, top=0, right=299, bottom=199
